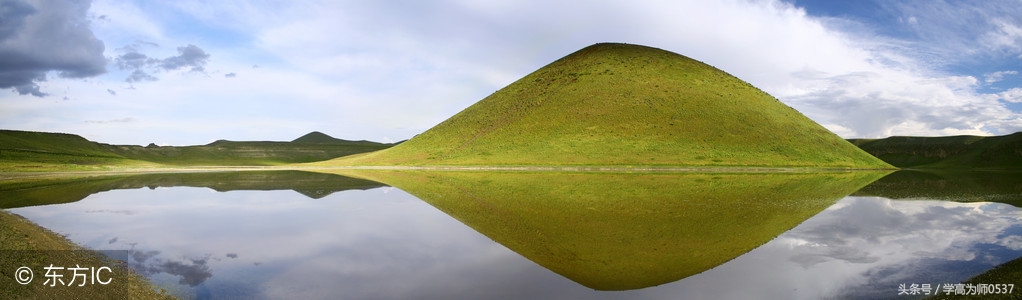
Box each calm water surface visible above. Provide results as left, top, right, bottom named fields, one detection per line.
left=3, top=171, right=1021, bottom=299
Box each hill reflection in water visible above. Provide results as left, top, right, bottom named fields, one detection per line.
left=10, top=169, right=1016, bottom=299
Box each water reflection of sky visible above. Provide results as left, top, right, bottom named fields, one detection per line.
left=8, top=189, right=1022, bottom=299
left=648, top=196, right=1022, bottom=300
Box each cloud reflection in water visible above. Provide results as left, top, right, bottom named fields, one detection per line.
left=659, top=196, right=1022, bottom=300
left=7, top=182, right=1021, bottom=299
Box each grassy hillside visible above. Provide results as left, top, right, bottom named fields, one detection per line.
left=318, top=169, right=887, bottom=290
left=291, top=131, right=372, bottom=144
left=325, top=43, right=890, bottom=168
left=0, top=129, right=394, bottom=171
left=0, top=130, right=157, bottom=171
left=848, top=132, right=1022, bottom=169
left=102, top=139, right=391, bottom=166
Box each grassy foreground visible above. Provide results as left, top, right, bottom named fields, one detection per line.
left=0, top=211, right=175, bottom=299
left=318, top=169, right=888, bottom=290
left=325, top=43, right=890, bottom=169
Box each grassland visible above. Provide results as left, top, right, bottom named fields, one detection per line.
left=848, top=132, right=1022, bottom=169
left=324, top=43, right=891, bottom=169
left=0, top=129, right=393, bottom=172
left=951, top=256, right=1022, bottom=299
left=318, top=169, right=888, bottom=290
left=0, top=130, right=160, bottom=172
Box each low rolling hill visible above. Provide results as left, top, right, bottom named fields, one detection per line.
left=325, top=43, right=891, bottom=168
left=848, top=132, right=1022, bottom=169
left=0, top=130, right=155, bottom=171
left=101, top=133, right=392, bottom=166
left=0, top=129, right=393, bottom=171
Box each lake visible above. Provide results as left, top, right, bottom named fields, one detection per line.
left=2, top=170, right=1020, bottom=299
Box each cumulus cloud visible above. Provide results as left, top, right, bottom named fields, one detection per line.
left=225, top=72, right=236, bottom=78
left=113, top=43, right=210, bottom=82
left=0, top=0, right=106, bottom=97
left=783, top=69, right=1014, bottom=137
left=125, top=69, right=157, bottom=82
left=159, top=44, right=209, bottom=72
left=113, top=47, right=153, bottom=72
left=718, top=0, right=1022, bottom=137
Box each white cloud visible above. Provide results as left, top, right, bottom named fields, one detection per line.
left=998, top=88, right=1022, bottom=103
left=983, top=19, right=1022, bottom=53
left=985, top=70, right=1019, bottom=83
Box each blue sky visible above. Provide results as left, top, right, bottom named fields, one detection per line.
left=1, top=0, right=1021, bottom=145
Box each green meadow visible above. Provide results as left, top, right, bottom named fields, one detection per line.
left=318, top=169, right=888, bottom=290
left=0, top=130, right=160, bottom=172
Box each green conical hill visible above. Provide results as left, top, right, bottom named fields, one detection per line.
left=330, top=43, right=891, bottom=168
left=292, top=131, right=342, bottom=144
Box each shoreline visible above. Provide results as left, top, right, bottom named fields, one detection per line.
left=0, top=210, right=176, bottom=299
left=1, top=164, right=899, bottom=181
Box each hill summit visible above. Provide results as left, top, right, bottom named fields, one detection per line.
left=292, top=131, right=344, bottom=144
left=332, top=43, right=891, bottom=168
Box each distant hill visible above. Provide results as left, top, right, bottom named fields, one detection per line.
left=327, top=43, right=890, bottom=168
left=0, top=130, right=394, bottom=170
left=848, top=132, right=1022, bottom=169
left=292, top=131, right=342, bottom=143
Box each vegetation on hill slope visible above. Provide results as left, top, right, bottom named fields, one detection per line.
left=327, top=43, right=890, bottom=168
left=0, top=129, right=393, bottom=171
left=848, top=132, right=1022, bottom=169
left=0, top=130, right=157, bottom=171
left=291, top=131, right=369, bottom=144
left=102, top=139, right=391, bottom=166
